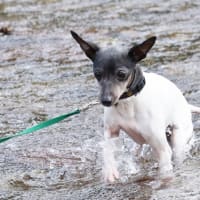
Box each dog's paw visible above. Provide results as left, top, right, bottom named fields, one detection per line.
left=159, top=164, right=173, bottom=180
left=103, top=166, right=119, bottom=183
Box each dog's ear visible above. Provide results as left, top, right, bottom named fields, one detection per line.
left=128, top=36, right=156, bottom=62
left=70, top=30, right=99, bottom=61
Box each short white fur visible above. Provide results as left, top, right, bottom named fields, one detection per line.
left=103, top=72, right=198, bottom=182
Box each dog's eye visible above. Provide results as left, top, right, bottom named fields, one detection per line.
left=117, top=71, right=127, bottom=81
left=94, top=71, right=102, bottom=81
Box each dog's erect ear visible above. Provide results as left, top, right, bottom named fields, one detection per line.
left=128, top=36, right=156, bottom=62
left=70, top=30, right=99, bottom=61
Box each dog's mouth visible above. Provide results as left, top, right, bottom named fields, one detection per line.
left=100, top=98, right=116, bottom=107
left=101, top=79, right=145, bottom=107
left=100, top=70, right=145, bottom=107
left=100, top=93, right=120, bottom=107
left=101, top=100, right=112, bottom=107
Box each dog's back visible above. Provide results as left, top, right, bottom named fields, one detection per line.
left=138, top=72, right=192, bottom=126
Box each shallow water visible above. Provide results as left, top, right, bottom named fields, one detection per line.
left=0, top=0, right=200, bottom=199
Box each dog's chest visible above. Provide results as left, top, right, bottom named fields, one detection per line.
left=114, top=101, right=146, bottom=144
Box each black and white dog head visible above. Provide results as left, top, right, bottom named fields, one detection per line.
left=71, top=31, right=156, bottom=106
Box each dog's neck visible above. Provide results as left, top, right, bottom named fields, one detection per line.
left=119, top=74, right=146, bottom=100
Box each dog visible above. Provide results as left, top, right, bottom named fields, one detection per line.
left=71, top=31, right=200, bottom=183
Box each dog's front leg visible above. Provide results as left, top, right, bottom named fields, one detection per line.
left=103, top=125, right=120, bottom=183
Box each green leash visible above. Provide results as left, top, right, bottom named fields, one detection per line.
left=0, top=101, right=99, bottom=144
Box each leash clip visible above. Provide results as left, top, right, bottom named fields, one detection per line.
left=79, top=100, right=99, bottom=111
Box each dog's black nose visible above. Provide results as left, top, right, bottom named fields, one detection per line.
left=101, top=98, right=112, bottom=107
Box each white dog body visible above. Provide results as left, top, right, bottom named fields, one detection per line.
left=103, top=72, right=193, bottom=182
left=70, top=31, right=198, bottom=183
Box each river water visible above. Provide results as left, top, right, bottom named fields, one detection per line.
left=0, top=0, right=200, bottom=199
